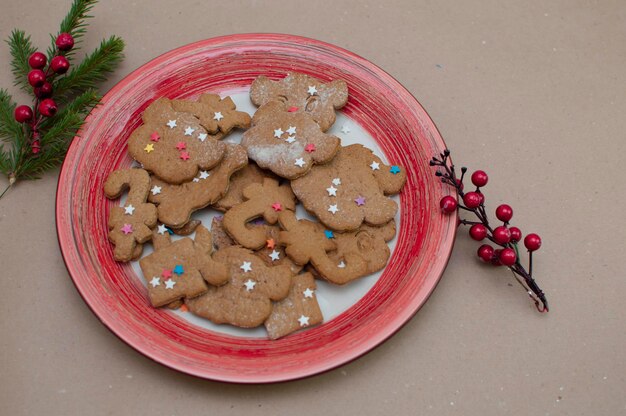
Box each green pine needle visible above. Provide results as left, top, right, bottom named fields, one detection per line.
left=46, top=0, right=98, bottom=61
left=0, top=89, right=26, bottom=147
left=54, top=36, right=124, bottom=102
left=6, top=30, right=37, bottom=93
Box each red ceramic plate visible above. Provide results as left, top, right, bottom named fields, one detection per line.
left=56, top=34, right=455, bottom=383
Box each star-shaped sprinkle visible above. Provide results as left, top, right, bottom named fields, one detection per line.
left=244, top=279, right=256, bottom=291
left=269, top=250, right=280, bottom=261
left=192, top=178, right=199, bottom=183
left=324, top=230, right=334, bottom=239
left=370, top=161, right=380, bottom=170
left=298, top=315, right=310, bottom=327
left=266, top=239, right=275, bottom=249
left=240, top=261, right=252, bottom=273
left=150, top=132, right=160, bottom=142
left=149, top=277, right=161, bottom=287
left=338, top=261, right=346, bottom=268
left=173, top=264, right=184, bottom=275
left=199, top=171, right=210, bottom=180
left=355, top=196, right=366, bottom=206
left=285, top=136, right=296, bottom=144
left=303, top=288, right=314, bottom=298
left=214, top=215, right=223, bottom=222
left=271, top=202, right=282, bottom=212
left=144, top=143, right=154, bottom=153
left=184, top=127, right=195, bottom=136
left=286, top=126, right=297, bottom=135
left=341, top=125, right=350, bottom=134
left=213, top=112, right=224, bottom=121
left=305, top=143, right=316, bottom=153
left=151, top=185, right=162, bottom=195
left=166, top=120, right=177, bottom=129
left=390, top=165, right=401, bottom=174
left=307, top=85, right=318, bottom=96
left=157, top=224, right=168, bottom=235
left=197, top=133, right=207, bottom=142
left=332, top=178, right=341, bottom=186
left=328, top=204, right=339, bottom=214
left=274, top=128, right=284, bottom=138
left=121, top=224, right=133, bottom=234
left=294, top=158, right=305, bottom=167
left=176, top=142, right=186, bottom=150
left=162, top=269, right=172, bottom=278
left=124, top=204, right=135, bottom=215
left=326, top=186, right=337, bottom=196
left=164, top=279, right=176, bottom=290
left=180, top=151, right=190, bottom=161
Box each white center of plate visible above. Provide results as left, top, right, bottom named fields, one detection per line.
left=127, top=90, right=400, bottom=338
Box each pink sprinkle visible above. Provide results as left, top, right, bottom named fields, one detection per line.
left=271, top=202, right=282, bottom=212
left=150, top=132, right=160, bottom=142
left=305, top=143, right=316, bottom=153
left=176, top=142, right=186, bottom=150
left=287, top=106, right=299, bottom=112
left=180, top=151, right=190, bottom=161
left=121, top=224, right=133, bottom=234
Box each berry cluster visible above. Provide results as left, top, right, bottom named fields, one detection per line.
left=432, top=150, right=548, bottom=312
left=13, top=33, right=74, bottom=154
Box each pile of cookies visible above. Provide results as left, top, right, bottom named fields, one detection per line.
left=104, top=73, right=406, bottom=339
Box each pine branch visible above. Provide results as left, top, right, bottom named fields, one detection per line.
left=54, top=36, right=124, bottom=102
left=40, top=89, right=100, bottom=138
left=0, top=89, right=22, bottom=144
left=46, top=0, right=98, bottom=61
left=6, top=30, right=37, bottom=93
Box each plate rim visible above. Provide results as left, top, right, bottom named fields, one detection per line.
left=56, top=33, right=457, bottom=383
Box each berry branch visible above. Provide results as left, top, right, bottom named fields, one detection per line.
left=431, top=150, right=548, bottom=313
left=0, top=0, right=124, bottom=198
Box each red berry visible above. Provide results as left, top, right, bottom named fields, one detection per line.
left=34, top=82, right=53, bottom=98
left=496, top=204, right=513, bottom=222
left=38, top=98, right=58, bottom=117
left=492, top=249, right=503, bottom=265
left=14, top=105, right=33, bottom=123
left=469, top=224, right=487, bottom=241
left=440, top=195, right=457, bottom=214
left=471, top=170, right=488, bottom=187
left=509, top=227, right=522, bottom=243
left=455, top=178, right=464, bottom=191
left=463, top=192, right=481, bottom=209
left=50, top=56, right=70, bottom=74
left=499, top=248, right=517, bottom=266
left=28, top=52, right=47, bottom=69
left=524, top=233, right=542, bottom=251
left=477, top=244, right=494, bottom=262
left=27, top=69, right=46, bottom=87
left=55, top=33, right=74, bottom=51
left=493, top=226, right=511, bottom=244
left=477, top=191, right=485, bottom=205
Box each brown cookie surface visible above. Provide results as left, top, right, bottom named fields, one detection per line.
left=127, top=98, right=226, bottom=184
left=241, top=101, right=340, bottom=179
left=171, top=94, right=251, bottom=135
left=290, top=144, right=407, bottom=231
left=250, top=73, right=348, bottom=131
left=147, top=144, right=248, bottom=228
left=213, top=162, right=275, bottom=212
left=265, top=272, right=323, bottom=339
left=186, top=246, right=293, bottom=328
left=139, top=225, right=229, bottom=307
left=104, top=168, right=157, bottom=262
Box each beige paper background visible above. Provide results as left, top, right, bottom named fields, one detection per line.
left=1, top=1, right=625, bottom=415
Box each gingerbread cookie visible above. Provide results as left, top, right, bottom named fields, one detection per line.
left=104, top=168, right=158, bottom=262
left=241, top=101, right=341, bottom=179
left=265, top=272, right=323, bottom=339
left=290, top=144, right=406, bottom=231
left=148, top=143, right=248, bottom=228
left=250, top=72, right=348, bottom=131
left=127, top=98, right=226, bottom=184
left=308, top=220, right=396, bottom=284
left=222, top=177, right=296, bottom=249
left=139, top=225, right=229, bottom=307
left=185, top=246, right=293, bottom=328
left=213, top=162, right=275, bottom=212
left=278, top=211, right=368, bottom=284
left=171, top=94, right=251, bottom=135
